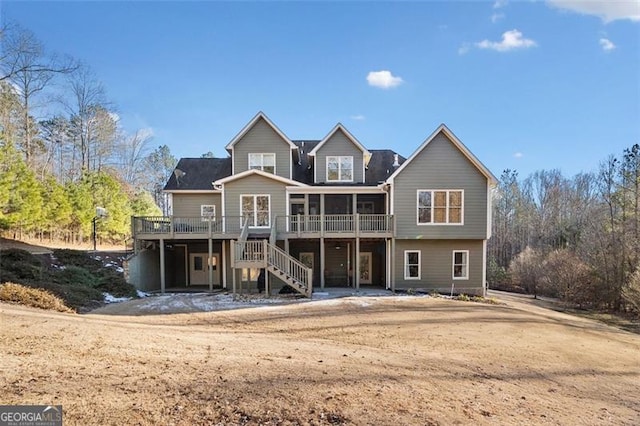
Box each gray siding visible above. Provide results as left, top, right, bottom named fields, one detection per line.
left=223, top=174, right=288, bottom=224
left=125, top=249, right=160, bottom=291
left=393, top=133, right=488, bottom=239
left=232, top=117, right=292, bottom=179
left=315, top=130, right=364, bottom=183
left=394, top=239, right=484, bottom=295
left=172, top=193, right=222, bottom=217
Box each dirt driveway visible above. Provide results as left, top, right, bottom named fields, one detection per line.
left=1, top=294, right=639, bottom=425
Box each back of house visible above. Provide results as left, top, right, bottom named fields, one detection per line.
left=128, top=112, right=497, bottom=297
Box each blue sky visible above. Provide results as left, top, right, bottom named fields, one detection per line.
left=3, top=1, right=639, bottom=179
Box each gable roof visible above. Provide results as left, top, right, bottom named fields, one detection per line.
left=164, top=158, right=231, bottom=191
left=308, top=124, right=371, bottom=158
left=387, top=124, right=498, bottom=185
left=225, top=111, right=298, bottom=151
left=213, top=168, right=307, bottom=187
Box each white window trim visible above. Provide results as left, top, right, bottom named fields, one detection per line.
left=404, top=250, right=421, bottom=280
left=200, top=204, right=216, bottom=222
left=240, top=194, right=271, bottom=228
left=416, top=189, right=464, bottom=226
left=326, top=155, right=354, bottom=182
left=248, top=153, right=276, bottom=174
left=452, top=250, right=469, bottom=280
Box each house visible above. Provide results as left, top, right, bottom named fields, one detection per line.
left=128, top=112, right=497, bottom=297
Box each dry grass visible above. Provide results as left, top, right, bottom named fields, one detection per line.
left=0, top=282, right=74, bottom=313
left=1, top=295, right=639, bottom=425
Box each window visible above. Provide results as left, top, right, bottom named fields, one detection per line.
left=241, top=195, right=270, bottom=227
left=404, top=250, right=421, bottom=280
left=249, top=153, right=276, bottom=174
left=453, top=250, right=469, bottom=280
left=417, top=190, right=463, bottom=225
left=200, top=205, right=215, bottom=221
left=326, top=156, right=353, bottom=182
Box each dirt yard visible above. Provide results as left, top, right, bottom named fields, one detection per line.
left=1, top=294, right=639, bottom=425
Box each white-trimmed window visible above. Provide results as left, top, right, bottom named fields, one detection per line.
left=326, top=156, right=353, bottom=182
left=249, top=153, right=276, bottom=174
left=200, top=204, right=215, bottom=221
left=452, top=250, right=469, bottom=280
left=241, top=195, right=270, bottom=227
left=404, top=250, right=421, bottom=280
left=417, top=190, right=463, bottom=225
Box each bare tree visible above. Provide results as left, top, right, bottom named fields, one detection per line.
left=63, top=64, right=109, bottom=175
left=116, top=128, right=154, bottom=187
left=2, top=24, right=75, bottom=165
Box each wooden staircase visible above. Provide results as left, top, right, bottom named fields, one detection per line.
left=231, top=235, right=312, bottom=297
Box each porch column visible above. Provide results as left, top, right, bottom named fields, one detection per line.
left=352, top=194, right=357, bottom=214
left=391, top=237, right=396, bottom=292
left=232, top=261, right=236, bottom=295
left=320, top=237, right=325, bottom=289
left=355, top=237, right=360, bottom=290
left=208, top=238, right=213, bottom=292
left=159, top=238, right=165, bottom=294
left=386, top=239, right=391, bottom=290
left=222, top=240, right=227, bottom=289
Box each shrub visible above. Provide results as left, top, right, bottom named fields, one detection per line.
left=0, top=282, right=73, bottom=313
left=509, top=247, right=545, bottom=297
left=0, top=249, right=43, bottom=281
left=53, top=249, right=103, bottom=272
left=53, top=265, right=98, bottom=288
left=622, top=267, right=640, bottom=315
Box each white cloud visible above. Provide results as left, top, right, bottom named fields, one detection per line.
left=475, top=29, right=537, bottom=52
left=458, top=43, right=471, bottom=55
left=513, top=152, right=524, bottom=159
left=494, top=0, right=508, bottom=9
left=491, top=12, right=505, bottom=23
left=599, top=37, right=616, bottom=51
left=350, top=114, right=366, bottom=121
left=547, top=0, right=640, bottom=23
left=366, top=70, right=404, bottom=89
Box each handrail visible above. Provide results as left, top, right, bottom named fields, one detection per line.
left=269, top=217, right=277, bottom=245
left=276, top=214, right=393, bottom=234
left=266, top=241, right=312, bottom=297
left=239, top=218, right=250, bottom=243
left=132, top=216, right=245, bottom=235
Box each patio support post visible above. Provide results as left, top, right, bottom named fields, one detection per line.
left=222, top=241, right=227, bottom=289
left=232, top=261, right=236, bottom=295
left=320, top=237, right=325, bottom=289
left=355, top=237, right=360, bottom=290
left=208, top=238, right=213, bottom=292
left=391, top=237, right=396, bottom=292
left=159, top=238, right=166, bottom=294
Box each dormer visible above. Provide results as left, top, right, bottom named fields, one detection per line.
left=308, top=124, right=371, bottom=184
left=225, top=112, right=299, bottom=179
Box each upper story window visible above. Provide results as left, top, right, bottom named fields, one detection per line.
left=241, top=194, right=270, bottom=227
left=327, top=156, right=353, bottom=182
left=249, top=153, right=275, bottom=174
left=417, top=190, right=463, bottom=225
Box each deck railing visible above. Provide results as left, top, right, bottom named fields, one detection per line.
left=133, top=214, right=394, bottom=238
left=276, top=214, right=394, bottom=235
left=132, top=216, right=244, bottom=236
